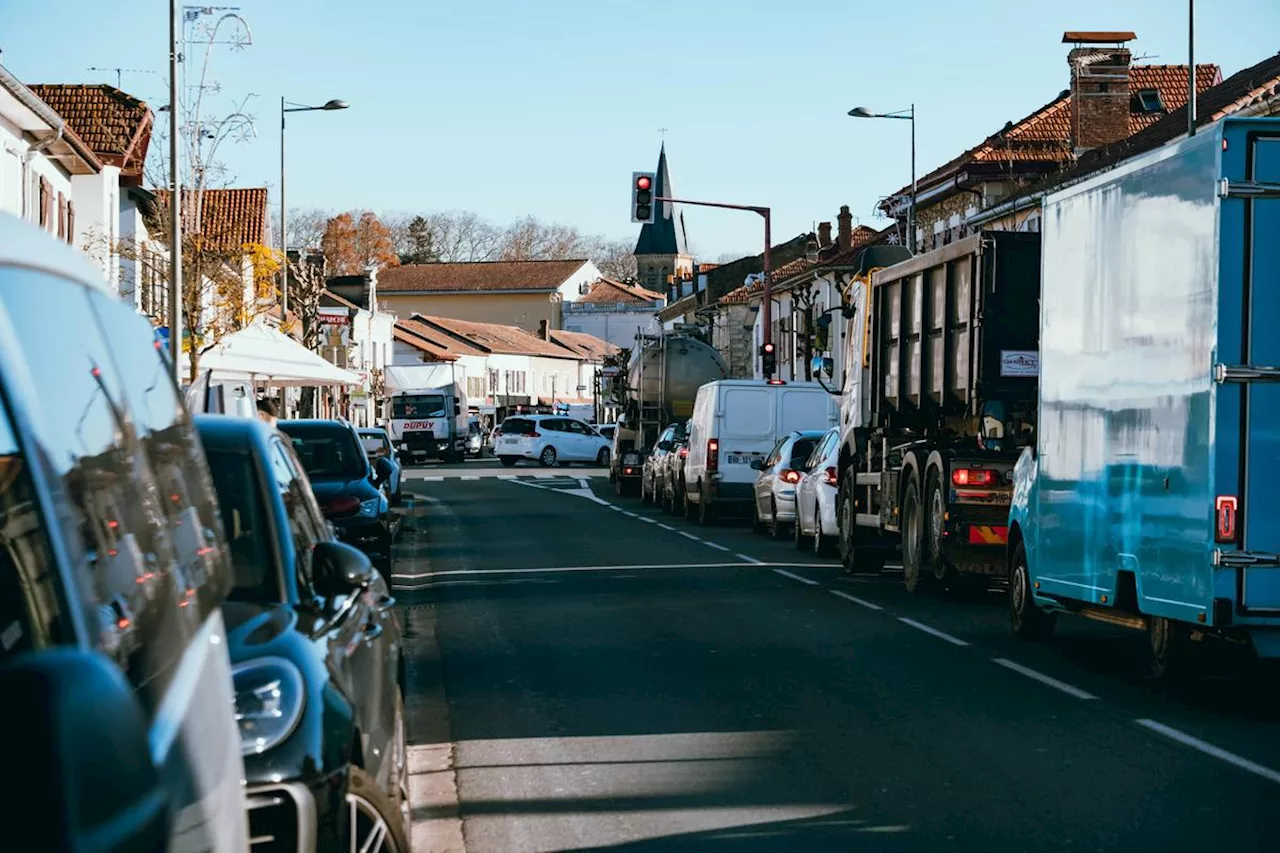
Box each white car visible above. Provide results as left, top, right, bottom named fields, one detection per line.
left=750, top=430, right=828, bottom=538
left=496, top=414, right=612, bottom=468
left=794, top=427, right=842, bottom=556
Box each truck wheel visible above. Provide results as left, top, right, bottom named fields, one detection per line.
left=684, top=488, right=696, bottom=521
left=1009, top=541, right=1055, bottom=640
left=923, top=470, right=952, bottom=585
left=675, top=480, right=687, bottom=517
left=901, top=471, right=931, bottom=595
left=1148, top=616, right=1201, bottom=683
left=499, top=456, right=518, bottom=468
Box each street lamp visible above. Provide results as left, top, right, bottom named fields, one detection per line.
left=280, top=97, right=348, bottom=315
left=848, top=104, right=916, bottom=252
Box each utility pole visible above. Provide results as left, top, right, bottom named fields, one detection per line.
left=1187, top=0, right=1197, bottom=137
left=167, top=0, right=183, bottom=379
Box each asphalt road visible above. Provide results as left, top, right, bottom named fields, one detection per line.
left=394, top=471, right=1280, bottom=852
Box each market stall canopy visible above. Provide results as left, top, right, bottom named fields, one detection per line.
left=186, top=324, right=363, bottom=387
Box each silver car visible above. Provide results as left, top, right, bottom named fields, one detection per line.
left=749, top=430, right=827, bottom=539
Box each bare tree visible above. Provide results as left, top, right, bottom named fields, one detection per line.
left=791, top=281, right=819, bottom=381
left=288, top=250, right=328, bottom=416
left=584, top=236, right=637, bottom=281
left=430, top=211, right=503, bottom=262
left=271, top=206, right=331, bottom=253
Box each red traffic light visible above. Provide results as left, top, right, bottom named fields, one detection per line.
left=636, top=175, right=652, bottom=191
left=762, top=342, right=775, bottom=354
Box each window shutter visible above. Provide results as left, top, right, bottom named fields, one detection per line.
left=38, top=178, right=49, bottom=227
left=66, top=201, right=75, bottom=245
left=57, top=193, right=66, bottom=239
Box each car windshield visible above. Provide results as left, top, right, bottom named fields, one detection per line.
left=204, top=449, right=280, bottom=604
left=393, top=394, right=446, bottom=418
left=279, top=424, right=367, bottom=481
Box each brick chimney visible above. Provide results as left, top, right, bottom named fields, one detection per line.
left=836, top=206, right=853, bottom=252
left=1064, top=31, right=1136, bottom=154
left=537, top=319, right=549, bottom=340
left=817, top=221, right=833, bottom=249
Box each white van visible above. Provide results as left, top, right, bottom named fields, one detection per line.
left=682, top=380, right=838, bottom=524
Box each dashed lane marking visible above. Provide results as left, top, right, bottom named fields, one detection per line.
left=392, top=562, right=789, bottom=580
left=704, top=542, right=732, bottom=552
left=1136, top=719, right=1280, bottom=785
left=992, top=658, right=1097, bottom=700
left=677, top=531, right=701, bottom=541
left=830, top=590, right=883, bottom=611
left=898, top=617, right=970, bottom=647
left=772, top=569, right=820, bottom=586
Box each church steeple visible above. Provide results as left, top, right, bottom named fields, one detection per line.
left=634, top=143, right=692, bottom=295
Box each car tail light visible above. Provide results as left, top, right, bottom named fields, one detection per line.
left=324, top=495, right=361, bottom=518
left=679, top=446, right=689, bottom=458
left=823, top=466, right=838, bottom=486
left=780, top=469, right=801, bottom=484
left=952, top=467, right=996, bottom=487
left=1215, top=495, right=1238, bottom=543
left=707, top=438, right=719, bottom=473
left=528, top=431, right=541, bottom=438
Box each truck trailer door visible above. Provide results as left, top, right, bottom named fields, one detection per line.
left=1240, top=132, right=1280, bottom=610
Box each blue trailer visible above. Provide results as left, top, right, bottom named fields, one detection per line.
left=1007, top=117, right=1280, bottom=677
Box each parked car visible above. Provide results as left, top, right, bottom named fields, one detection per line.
left=659, top=425, right=691, bottom=515
left=0, top=213, right=248, bottom=853
left=279, top=419, right=398, bottom=574
left=641, top=422, right=686, bottom=505
left=684, top=380, right=839, bottom=524
left=750, top=430, right=827, bottom=538
left=495, top=414, right=612, bottom=468
left=592, top=423, right=617, bottom=445
left=196, top=415, right=409, bottom=853
left=794, top=427, right=842, bottom=555
left=359, top=426, right=403, bottom=505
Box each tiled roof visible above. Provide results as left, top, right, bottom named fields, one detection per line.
left=656, top=292, right=699, bottom=322
left=29, top=84, right=152, bottom=174
left=576, top=278, right=665, bottom=306
left=548, top=329, right=619, bottom=361
left=392, top=323, right=461, bottom=361
left=153, top=187, right=269, bottom=253
left=694, top=262, right=720, bottom=272
left=891, top=64, right=1221, bottom=199
left=378, top=259, right=588, bottom=293
left=719, top=281, right=762, bottom=305
left=409, top=314, right=579, bottom=359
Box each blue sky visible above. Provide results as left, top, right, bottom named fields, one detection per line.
left=2, top=0, right=1276, bottom=259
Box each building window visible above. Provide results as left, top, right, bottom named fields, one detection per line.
left=488, top=369, right=499, bottom=393
left=1135, top=88, right=1165, bottom=113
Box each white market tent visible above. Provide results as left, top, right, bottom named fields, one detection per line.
left=185, top=324, right=363, bottom=387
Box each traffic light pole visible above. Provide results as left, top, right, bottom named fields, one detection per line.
left=654, top=196, right=773, bottom=377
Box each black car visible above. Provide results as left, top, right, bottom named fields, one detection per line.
left=0, top=213, right=249, bottom=853
left=196, top=415, right=409, bottom=853
left=278, top=419, right=398, bottom=574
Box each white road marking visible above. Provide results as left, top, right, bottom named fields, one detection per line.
left=830, top=590, right=883, bottom=611
left=991, top=658, right=1097, bottom=700
left=622, top=511, right=639, bottom=518
left=656, top=523, right=676, bottom=531
left=497, top=474, right=516, bottom=480
left=704, top=542, right=732, bottom=552
left=1135, top=719, right=1280, bottom=785
left=393, top=562, right=770, bottom=579
left=533, top=473, right=555, bottom=479
left=897, top=618, right=970, bottom=647
left=636, top=516, right=658, bottom=524
left=423, top=476, right=443, bottom=482
left=736, top=554, right=764, bottom=564
left=677, top=531, right=701, bottom=541
left=772, top=569, right=819, bottom=586
left=460, top=475, right=479, bottom=481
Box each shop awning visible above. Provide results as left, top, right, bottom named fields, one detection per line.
left=186, top=324, right=363, bottom=387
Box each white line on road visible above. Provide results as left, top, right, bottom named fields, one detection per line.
left=656, top=523, right=676, bottom=531
left=497, top=474, right=516, bottom=479
left=636, top=516, right=657, bottom=524
left=393, top=562, right=769, bottom=579
left=677, top=531, right=701, bottom=541
left=533, top=473, right=555, bottom=479
left=991, top=658, right=1097, bottom=700
left=704, top=541, right=732, bottom=552
left=830, top=590, right=883, bottom=610
left=460, top=475, right=479, bottom=481
left=1135, top=719, right=1280, bottom=785
left=897, top=617, right=971, bottom=647
left=736, top=554, right=764, bottom=564
left=423, top=476, right=443, bottom=482
left=621, top=511, right=639, bottom=518
left=772, top=568, right=820, bottom=586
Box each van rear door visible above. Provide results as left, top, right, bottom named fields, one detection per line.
left=778, top=387, right=837, bottom=434
left=718, top=386, right=775, bottom=482
left=1239, top=131, right=1280, bottom=611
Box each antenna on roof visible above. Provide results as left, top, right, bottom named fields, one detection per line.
left=87, top=66, right=157, bottom=88
left=1131, top=52, right=1159, bottom=62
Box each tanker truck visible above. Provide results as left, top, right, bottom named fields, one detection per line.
left=609, top=325, right=728, bottom=496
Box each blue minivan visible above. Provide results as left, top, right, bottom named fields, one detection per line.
left=0, top=213, right=249, bottom=851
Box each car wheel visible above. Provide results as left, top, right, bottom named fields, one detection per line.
left=597, top=448, right=610, bottom=467
left=813, top=507, right=832, bottom=557
left=499, top=456, right=518, bottom=468
left=640, top=474, right=651, bottom=504
left=751, top=497, right=765, bottom=534
left=345, top=765, right=410, bottom=853
left=1009, top=541, right=1056, bottom=641
left=769, top=498, right=785, bottom=540
left=539, top=446, right=558, bottom=468
left=388, top=692, right=411, bottom=834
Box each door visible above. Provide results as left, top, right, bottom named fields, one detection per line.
left=721, top=387, right=775, bottom=484
left=1242, top=133, right=1280, bottom=609
left=756, top=438, right=786, bottom=516
left=566, top=419, right=599, bottom=461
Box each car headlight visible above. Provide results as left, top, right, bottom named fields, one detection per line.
left=359, top=497, right=380, bottom=517
left=232, top=657, right=305, bottom=756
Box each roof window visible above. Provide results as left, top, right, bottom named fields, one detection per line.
left=1135, top=88, right=1165, bottom=113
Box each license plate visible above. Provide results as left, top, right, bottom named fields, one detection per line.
left=623, top=453, right=640, bottom=464
left=503, top=437, right=518, bottom=444
left=727, top=454, right=758, bottom=465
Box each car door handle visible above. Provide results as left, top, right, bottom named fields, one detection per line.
left=363, top=621, right=384, bottom=643
left=375, top=594, right=396, bottom=613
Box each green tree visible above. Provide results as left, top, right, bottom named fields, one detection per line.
left=400, top=215, right=441, bottom=264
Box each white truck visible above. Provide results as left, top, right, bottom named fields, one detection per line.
left=384, top=364, right=468, bottom=465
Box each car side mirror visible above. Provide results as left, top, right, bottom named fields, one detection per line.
left=2, top=648, right=170, bottom=853
left=749, top=458, right=765, bottom=471
left=313, top=540, right=377, bottom=597
left=371, top=456, right=393, bottom=487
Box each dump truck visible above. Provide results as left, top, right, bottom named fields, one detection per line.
left=833, top=231, right=1042, bottom=593
left=1006, top=117, right=1280, bottom=676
